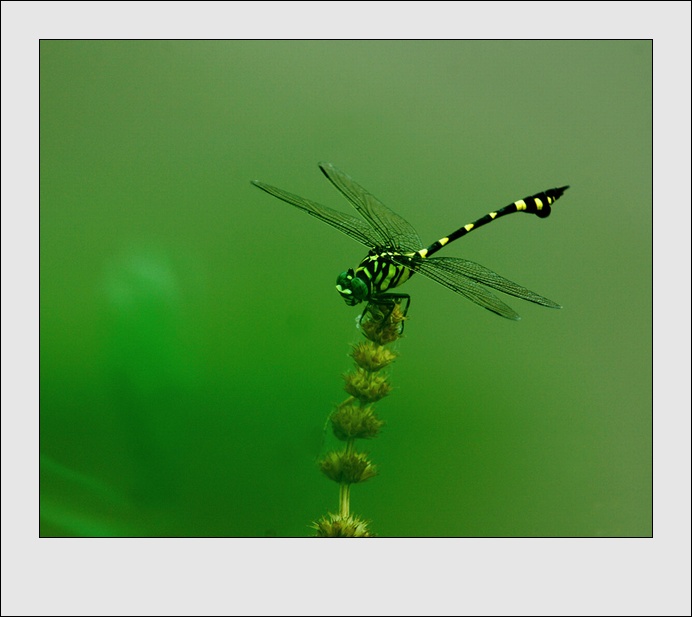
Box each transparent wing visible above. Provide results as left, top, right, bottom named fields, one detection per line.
left=404, top=259, right=520, bottom=319
left=251, top=180, right=380, bottom=249
left=423, top=257, right=561, bottom=308
left=319, top=162, right=423, bottom=252
left=403, top=255, right=561, bottom=318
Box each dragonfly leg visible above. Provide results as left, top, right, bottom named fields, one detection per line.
left=363, top=294, right=411, bottom=335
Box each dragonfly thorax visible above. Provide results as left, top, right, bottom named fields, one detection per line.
left=336, top=268, right=369, bottom=306
left=336, top=250, right=418, bottom=306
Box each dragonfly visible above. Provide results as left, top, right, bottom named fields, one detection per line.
left=251, top=163, right=569, bottom=321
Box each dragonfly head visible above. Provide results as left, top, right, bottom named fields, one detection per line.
left=336, top=269, right=368, bottom=306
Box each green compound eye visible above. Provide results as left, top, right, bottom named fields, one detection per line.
left=336, top=270, right=368, bottom=306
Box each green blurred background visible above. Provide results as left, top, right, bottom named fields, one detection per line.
left=40, top=40, right=651, bottom=537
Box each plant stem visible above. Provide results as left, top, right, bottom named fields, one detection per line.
left=339, top=482, right=350, bottom=518
left=339, top=437, right=356, bottom=517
